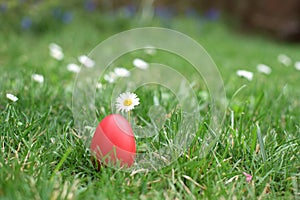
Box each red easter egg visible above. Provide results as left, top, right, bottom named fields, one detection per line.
left=90, top=114, right=136, bottom=167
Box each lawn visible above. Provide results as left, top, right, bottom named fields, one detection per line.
left=0, top=7, right=300, bottom=200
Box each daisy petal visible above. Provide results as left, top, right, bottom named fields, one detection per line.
left=31, top=73, right=44, bottom=83
left=104, top=72, right=117, bottom=83
left=78, top=55, right=95, bottom=68
left=295, top=61, right=300, bottom=71
left=96, top=82, right=103, bottom=89
left=133, top=58, right=149, bottom=70
left=6, top=93, right=18, bottom=102
left=67, top=63, right=81, bottom=73
left=257, top=64, right=272, bottom=75
left=278, top=54, right=291, bottom=66
left=114, top=67, right=130, bottom=77
left=236, top=70, right=253, bottom=81
left=49, top=43, right=64, bottom=60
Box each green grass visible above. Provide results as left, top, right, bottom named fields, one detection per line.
left=1, top=11, right=300, bottom=200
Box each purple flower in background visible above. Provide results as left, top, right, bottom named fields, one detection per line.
left=21, top=16, right=32, bottom=30
left=0, top=3, right=7, bottom=13
left=154, top=6, right=175, bottom=19
left=52, top=8, right=73, bottom=24
left=84, top=0, right=97, bottom=12
left=119, top=4, right=137, bottom=18
left=205, top=8, right=220, bottom=21
left=62, top=12, right=73, bottom=24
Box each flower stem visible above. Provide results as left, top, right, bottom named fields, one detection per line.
left=127, top=111, right=131, bottom=123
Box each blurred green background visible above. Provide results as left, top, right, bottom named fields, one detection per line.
left=1, top=1, right=299, bottom=199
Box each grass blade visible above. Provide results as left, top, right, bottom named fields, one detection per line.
left=50, top=147, right=73, bottom=181
left=256, top=123, right=266, bottom=163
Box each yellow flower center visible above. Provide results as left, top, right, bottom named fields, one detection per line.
left=123, top=99, right=132, bottom=106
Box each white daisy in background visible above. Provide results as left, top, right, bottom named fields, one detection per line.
left=257, top=64, right=272, bottom=75
left=6, top=93, right=18, bottom=102
left=144, top=45, right=156, bottom=55
left=104, top=71, right=117, bottom=83
left=116, top=92, right=140, bottom=112
left=295, top=61, right=300, bottom=71
left=17, top=121, right=23, bottom=126
left=133, top=58, right=149, bottom=70
left=49, top=43, right=64, bottom=60
left=114, top=67, right=131, bottom=77
left=96, top=82, right=103, bottom=89
left=278, top=54, right=292, bottom=66
left=236, top=70, right=253, bottom=81
left=67, top=63, right=81, bottom=73
left=31, top=73, right=44, bottom=83
left=78, top=55, right=95, bottom=68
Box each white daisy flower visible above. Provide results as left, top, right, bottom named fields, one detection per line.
left=31, top=73, right=44, bottom=83
left=67, top=63, right=81, bottom=73
left=78, top=55, right=95, bottom=68
left=114, top=67, right=130, bottom=77
left=278, top=54, right=291, bottom=66
left=49, top=43, right=64, bottom=60
left=236, top=70, right=253, bottom=81
left=116, top=92, right=140, bottom=112
left=6, top=93, right=18, bottom=102
left=144, top=45, right=156, bottom=55
left=104, top=71, right=117, bottom=83
left=133, top=58, right=149, bottom=70
left=96, top=82, right=103, bottom=89
left=257, top=64, right=272, bottom=75
left=295, top=61, right=300, bottom=71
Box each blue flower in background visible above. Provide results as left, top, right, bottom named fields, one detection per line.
left=154, top=6, right=175, bottom=19
left=21, top=16, right=32, bottom=30
left=62, top=12, right=73, bottom=24
left=52, top=8, right=73, bottom=24
left=117, top=5, right=137, bottom=18
left=205, top=8, right=220, bottom=21
left=85, top=0, right=97, bottom=12
left=123, top=4, right=137, bottom=17
left=0, top=3, right=7, bottom=13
